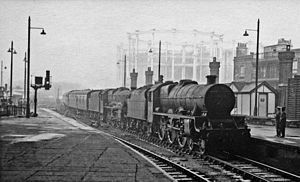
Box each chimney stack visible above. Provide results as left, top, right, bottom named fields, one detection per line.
left=145, top=67, right=153, bottom=85
left=236, top=43, right=248, bottom=57
left=278, top=47, right=295, bottom=106
left=209, top=57, right=220, bottom=83
left=130, top=69, right=138, bottom=90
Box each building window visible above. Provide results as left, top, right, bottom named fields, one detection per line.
left=240, top=66, right=245, bottom=78
left=293, top=60, right=298, bottom=74
left=262, top=67, right=266, bottom=78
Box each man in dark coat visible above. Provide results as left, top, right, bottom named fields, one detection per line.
left=280, top=107, right=287, bottom=138
left=275, top=107, right=281, bottom=137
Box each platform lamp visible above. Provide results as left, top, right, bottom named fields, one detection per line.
left=243, top=18, right=260, bottom=116
left=26, top=16, right=46, bottom=118
left=7, top=41, right=17, bottom=105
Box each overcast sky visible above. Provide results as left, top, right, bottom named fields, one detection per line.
left=1, top=0, right=300, bottom=89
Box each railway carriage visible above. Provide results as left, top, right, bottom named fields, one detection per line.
left=63, top=75, right=250, bottom=154
left=67, top=90, right=90, bottom=113
left=62, top=92, right=71, bottom=107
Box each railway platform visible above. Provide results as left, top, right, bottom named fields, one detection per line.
left=0, top=108, right=171, bottom=182
left=246, top=124, right=300, bottom=175
left=249, top=124, right=300, bottom=148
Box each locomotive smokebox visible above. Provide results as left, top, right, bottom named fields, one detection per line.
left=206, top=75, right=217, bottom=85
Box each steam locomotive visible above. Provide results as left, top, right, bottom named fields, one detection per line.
left=63, top=75, right=250, bottom=154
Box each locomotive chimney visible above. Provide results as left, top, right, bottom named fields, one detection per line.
left=206, top=75, right=217, bottom=85
left=145, top=67, right=153, bottom=85
left=130, top=69, right=138, bottom=90
left=209, top=57, right=220, bottom=83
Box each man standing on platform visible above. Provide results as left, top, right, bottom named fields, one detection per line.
left=275, top=107, right=281, bottom=137
left=280, top=107, right=287, bottom=138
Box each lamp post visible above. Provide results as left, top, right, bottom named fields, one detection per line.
left=158, top=40, right=161, bottom=82
left=23, top=52, right=27, bottom=100
left=26, top=16, right=46, bottom=118
left=243, top=18, right=260, bottom=116
left=149, top=40, right=162, bottom=83
left=7, top=41, right=17, bottom=104
left=124, top=55, right=126, bottom=87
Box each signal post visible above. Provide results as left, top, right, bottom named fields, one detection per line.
left=31, top=70, right=51, bottom=117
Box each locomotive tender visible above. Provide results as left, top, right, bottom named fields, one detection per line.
left=63, top=75, right=250, bottom=154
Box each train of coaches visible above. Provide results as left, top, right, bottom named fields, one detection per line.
left=63, top=75, right=250, bottom=154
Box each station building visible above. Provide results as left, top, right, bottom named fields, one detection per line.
left=234, top=39, right=299, bottom=88
left=229, top=81, right=277, bottom=117
left=233, top=38, right=300, bottom=120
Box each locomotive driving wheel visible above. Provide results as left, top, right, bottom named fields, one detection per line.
left=177, top=135, right=187, bottom=148
left=115, top=120, right=120, bottom=128
left=126, top=119, right=132, bottom=130
left=198, top=139, right=206, bottom=155
left=167, top=129, right=177, bottom=144
left=146, top=125, right=152, bottom=137
left=186, top=138, right=195, bottom=151
left=157, top=117, right=166, bottom=141
left=121, top=119, right=127, bottom=130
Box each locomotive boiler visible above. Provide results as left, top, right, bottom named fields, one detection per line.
left=159, top=77, right=235, bottom=118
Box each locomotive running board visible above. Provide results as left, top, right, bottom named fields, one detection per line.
left=153, top=112, right=202, bottom=133
left=153, top=112, right=200, bottom=120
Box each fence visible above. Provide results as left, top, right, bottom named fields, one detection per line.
left=0, top=105, right=26, bottom=117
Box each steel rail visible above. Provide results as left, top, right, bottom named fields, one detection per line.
left=205, top=155, right=269, bottom=182
left=114, top=136, right=211, bottom=182
left=233, top=154, right=300, bottom=182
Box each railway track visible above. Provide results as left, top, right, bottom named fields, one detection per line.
left=125, top=129, right=300, bottom=182
left=66, top=112, right=300, bottom=182
left=204, top=153, right=300, bottom=182
left=114, top=136, right=211, bottom=182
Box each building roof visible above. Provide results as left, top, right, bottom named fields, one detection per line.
left=228, top=81, right=278, bottom=95
left=240, top=82, right=257, bottom=92
left=230, top=82, right=247, bottom=91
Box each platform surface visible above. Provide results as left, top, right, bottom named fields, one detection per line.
left=248, top=124, right=300, bottom=148
left=0, top=109, right=171, bottom=182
